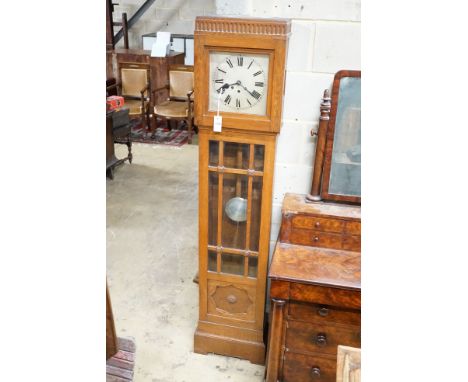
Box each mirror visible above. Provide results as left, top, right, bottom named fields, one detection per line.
left=321, top=71, right=361, bottom=204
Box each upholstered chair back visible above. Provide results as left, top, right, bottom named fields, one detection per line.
left=121, top=68, right=148, bottom=98
left=169, top=66, right=194, bottom=100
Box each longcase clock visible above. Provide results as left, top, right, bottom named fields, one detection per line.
left=194, top=16, right=290, bottom=364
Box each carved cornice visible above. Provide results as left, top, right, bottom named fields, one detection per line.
left=195, top=16, right=291, bottom=37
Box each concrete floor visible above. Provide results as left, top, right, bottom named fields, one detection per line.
left=107, top=140, right=265, bottom=382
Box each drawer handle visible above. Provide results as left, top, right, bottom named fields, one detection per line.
left=226, top=294, right=237, bottom=304
left=313, top=236, right=319, bottom=242
left=311, top=367, right=321, bottom=378
left=315, top=221, right=321, bottom=228
left=315, top=333, right=327, bottom=346
left=318, top=307, right=329, bottom=317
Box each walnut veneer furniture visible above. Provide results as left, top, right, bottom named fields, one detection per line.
left=280, top=194, right=361, bottom=252
left=265, top=193, right=361, bottom=382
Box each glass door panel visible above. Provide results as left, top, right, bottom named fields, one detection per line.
left=209, top=141, right=219, bottom=166
left=221, top=253, right=244, bottom=276
left=249, top=176, right=263, bottom=252
left=208, top=172, right=219, bottom=246
left=222, top=173, right=248, bottom=249
left=248, top=256, right=258, bottom=278
left=224, top=142, right=250, bottom=169
left=208, top=250, right=217, bottom=272
left=206, top=139, right=266, bottom=280
left=253, top=145, right=265, bottom=171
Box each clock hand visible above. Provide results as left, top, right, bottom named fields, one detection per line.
left=216, top=81, right=240, bottom=93
left=216, top=83, right=230, bottom=94
left=237, top=81, right=255, bottom=98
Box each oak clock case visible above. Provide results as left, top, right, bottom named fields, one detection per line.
left=194, top=16, right=290, bottom=365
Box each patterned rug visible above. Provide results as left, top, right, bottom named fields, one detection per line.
left=129, top=119, right=193, bottom=147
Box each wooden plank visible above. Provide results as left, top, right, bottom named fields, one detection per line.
left=106, top=365, right=133, bottom=380
left=106, top=337, right=135, bottom=381
left=112, top=349, right=135, bottom=363
left=107, top=356, right=134, bottom=370
left=117, top=337, right=136, bottom=353
left=106, top=375, right=131, bottom=382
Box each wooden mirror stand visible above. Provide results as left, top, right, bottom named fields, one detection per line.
left=307, top=70, right=361, bottom=204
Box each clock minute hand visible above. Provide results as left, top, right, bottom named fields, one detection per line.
left=239, top=83, right=255, bottom=98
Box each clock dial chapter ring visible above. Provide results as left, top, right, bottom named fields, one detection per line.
left=212, top=54, right=267, bottom=111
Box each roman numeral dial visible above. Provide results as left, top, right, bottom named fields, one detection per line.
left=210, top=52, right=269, bottom=116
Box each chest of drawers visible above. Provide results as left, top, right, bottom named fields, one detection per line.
left=265, top=194, right=361, bottom=382
left=280, top=194, right=361, bottom=252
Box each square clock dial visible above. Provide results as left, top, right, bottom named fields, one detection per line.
left=209, top=52, right=270, bottom=116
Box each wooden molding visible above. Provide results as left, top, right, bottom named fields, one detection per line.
left=195, top=16, right=291, bottom=37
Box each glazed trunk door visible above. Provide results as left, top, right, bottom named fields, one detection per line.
left=203, top=137, right=267, bottom=326
left=208, top=141, right=263, bottom=275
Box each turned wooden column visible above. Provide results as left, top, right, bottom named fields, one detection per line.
left=265, top=299, right=286, bottom=382
left=306, top=89, right=331, bottom=202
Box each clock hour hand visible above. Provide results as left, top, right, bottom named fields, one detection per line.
left=216, top=81, right=239, bottom=94
left=216, top=83, right=230, bottom=94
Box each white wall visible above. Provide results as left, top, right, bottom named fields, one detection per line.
left=113, top=0, right=215, bottom=48
left=215, top=0, right=361, bottom=258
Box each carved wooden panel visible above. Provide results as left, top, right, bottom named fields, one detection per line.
left=195, top=16, right=290, bottom=36
left=207, top=280, right=255, bottom=320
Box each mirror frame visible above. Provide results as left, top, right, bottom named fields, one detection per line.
left=321, top=70, right=361, bottom=204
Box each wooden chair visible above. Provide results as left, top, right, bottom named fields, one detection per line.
left=152, top=65, right=195, bottom=143
left=107, top=62, right=151, bottom=131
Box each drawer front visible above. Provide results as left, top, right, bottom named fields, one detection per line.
left=292, top=215, right=344, bottom=234
left=286, top=320, right=361, bottom=356
left=118, top=55, right=150, bottom=64
left=343, top=235, right=360, bottom=252
left=283, top=351, right=337, bottom=382
left=290, top=284, right=361, bottom=310
left=289, top=302, right=360, bottom=326
left=288, top=229, right=342, bottom=250
left=344, top=221, right=361, bottom=235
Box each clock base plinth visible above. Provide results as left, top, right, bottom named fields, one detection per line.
left=194, top=322, right=265, bottom=365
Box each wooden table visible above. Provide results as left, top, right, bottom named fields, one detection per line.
left=106, top=111, right=119, bottom=179
left=106, top=111, right=132, bottom=179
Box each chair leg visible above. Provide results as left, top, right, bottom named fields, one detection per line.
left=145, top=106, right=150, bottom=133
left=187, top=117, right=193, bottom=144
left=127, top=139, right=133, bottom=164
left=107, top=168, right=114, bottom=180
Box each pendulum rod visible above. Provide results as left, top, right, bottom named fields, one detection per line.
left=244, top=144, right=254, bottom=276
left=216, top=141, right=224, bottom=273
